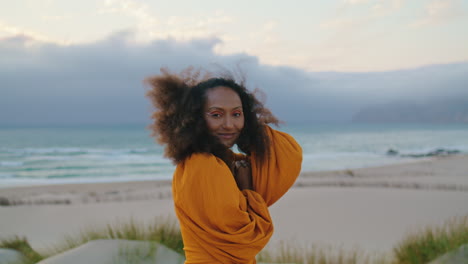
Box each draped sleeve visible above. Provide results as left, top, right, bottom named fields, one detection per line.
left=173, top=154, right=273, bottom=263
left=250, top=126, right=303, bottom=206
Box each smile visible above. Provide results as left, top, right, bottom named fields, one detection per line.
left=217, top=133, right=237, bottom=140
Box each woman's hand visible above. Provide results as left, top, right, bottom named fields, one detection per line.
left=233, top=160, right=253, bottom=190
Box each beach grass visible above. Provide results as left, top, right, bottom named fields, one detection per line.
left=114, top=241, right=159, bottom=264
left=0, top=236, right=43, bottom=264
left=2, top=215, right=467, bottom=263
left=44, top=216, right=184, bottom=258
left=393, top=215, right=468, bottom=264
left=257, top=215, right=468, bottom=264
left=257, top=241, right=391, bottom=264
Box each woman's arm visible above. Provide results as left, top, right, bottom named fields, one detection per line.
left=250, top=125, right=302, bottom=206
left=233, top=159, right=253, bottom=190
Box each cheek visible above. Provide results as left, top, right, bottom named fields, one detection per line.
left=204, top=118, right=219, bottom=132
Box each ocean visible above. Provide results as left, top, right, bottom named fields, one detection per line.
left=1, top=123, right=467, bottom=187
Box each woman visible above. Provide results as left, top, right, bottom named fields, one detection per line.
left=146, top=68, right=302, bottom=264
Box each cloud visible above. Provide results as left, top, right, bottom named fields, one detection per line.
left=314, top=0, right=413, bottom=71
left=371, top=0, right=405, bottom=17
left=0, top=31, right=467, bottom=125
left=41, top=15, right=71, bottom=22
left=411, top=0, right=465, bottom=28
left=322, top=0, right=405, bottom=31
left=100, top=0, right=158, bottom=26
left=339, top=0, right=404, bottom=12
left=98, top=0, right=234, bottom=42
left=342, top=0, right=371, bottom=6
left=0, top=20, right=66, bottom=45
left=319, top=16, right=366, bottom=30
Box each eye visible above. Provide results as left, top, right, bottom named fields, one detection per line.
left=206, top=111, right=223, bottom=118
left=232, top=110, right=243, bottom=117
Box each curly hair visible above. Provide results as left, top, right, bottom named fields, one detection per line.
left=145, top=68, right=279, bottom=165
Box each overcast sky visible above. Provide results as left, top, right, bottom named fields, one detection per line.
left=2, top=0, right=468, bottom=71
left=0, top=0, right=467, bottom=125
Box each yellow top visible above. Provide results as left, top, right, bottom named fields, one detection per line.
left=172, top=126, right=302, bottom=263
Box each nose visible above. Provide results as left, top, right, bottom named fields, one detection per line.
left=222, top=116, right=234, bottom=129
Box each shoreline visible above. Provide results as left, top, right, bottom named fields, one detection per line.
left=0, top=155, right=456, bottom=206
left=0, top=153, right=458, bottom=190
left=1, top=154, right=467, bottom=253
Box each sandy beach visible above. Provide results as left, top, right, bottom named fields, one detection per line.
left=1, top=155, right=467, bottom=255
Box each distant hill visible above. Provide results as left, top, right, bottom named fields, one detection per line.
left=352, top=100, right=468, bottom=123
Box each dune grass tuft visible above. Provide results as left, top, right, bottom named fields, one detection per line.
left=257, top=241, right=391, bottom=264
left=44, top=216, right=184, bottom=258
left=257, top=215, right=468, bottom=264
left=393, top=215, right=468, bottom=264
left=0, top=236, right=44, bottom=264
left=114, top=241, right=160, bottom=264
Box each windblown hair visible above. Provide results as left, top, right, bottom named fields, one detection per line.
left=145, top=67, right=279, bottom=165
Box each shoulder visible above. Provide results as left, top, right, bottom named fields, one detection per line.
left=173, top=152, right=234, bottom=192
left=183, top=152, right=223, bottom=165
left=178, top=152, right=229, bottom=173
left=265, top=125, right=293, bottom=139
left=266, top=126, right=301, bottom=149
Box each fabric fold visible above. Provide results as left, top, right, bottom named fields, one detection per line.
left=251, top=126, right=303, bottom=206
left=172, top=126, right=302, bottom=263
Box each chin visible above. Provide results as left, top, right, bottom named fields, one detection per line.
left=221, top=140, right=236, bottom=148
left=222, top=142, right=234, bottom=148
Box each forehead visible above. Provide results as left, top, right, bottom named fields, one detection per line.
left=205, top=86, right=242, bottom=109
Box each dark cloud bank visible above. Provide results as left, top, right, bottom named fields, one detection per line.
left=1, top=31, right=467, bottom=126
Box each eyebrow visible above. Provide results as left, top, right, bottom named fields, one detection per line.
left=206, top=106, right=243, bottom=111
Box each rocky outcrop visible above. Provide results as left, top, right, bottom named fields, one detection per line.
left=386, top=148, right=461, bottom=158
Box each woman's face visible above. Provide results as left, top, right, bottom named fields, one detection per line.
left=204, top=86, right=244, bottom=148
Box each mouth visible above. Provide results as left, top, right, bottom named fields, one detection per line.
left=216, top=133, right=238, bottom=140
